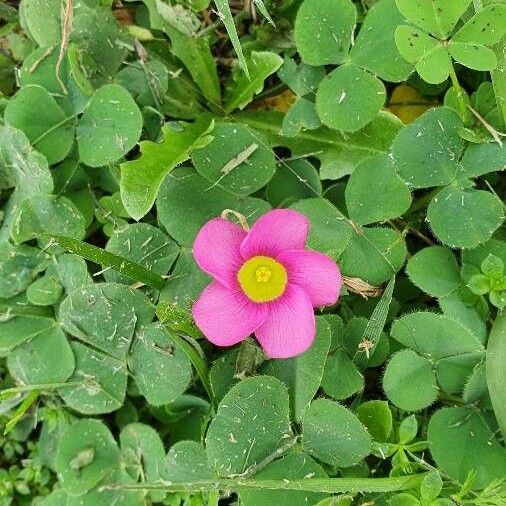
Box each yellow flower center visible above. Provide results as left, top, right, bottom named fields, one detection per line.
left=237, top=256, right=287, bottom=303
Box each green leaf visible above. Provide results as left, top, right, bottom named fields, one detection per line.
left=18, top=45, right=88, bottom=113
left=225, top=51, right=283, bottom=112
left=452, top=4, right=506, bottom=46
left=239, top=453, right=328, bottom=506
left=294, top=0, right=357, bottom=66
left=459, top=142, right=506, bottom=180
left=262, top=317, right=331, bottom=421
left=356, top=400, right=392, bottom=442
left=489, top=289, right=506, bottom=309
left=163, top=26, right=220, bottom=105
left=166, top=441, right=212, bottom=481
left=321, top=350, right=364, bottom=401
left=156, top=301, right=215, bottom=406
left=427, top=407, right=506, bottom=489
left=395, top=0, right=472, bottom=38
left=390, top=312, right=483, bottom=359
left=302, top=398, right=371, bottom=467
left=239, top=110, right=403, bottom=180
left=7, top=327, right=74, bottom=385
left=0, top=125, right=52, bottom=197
left=38, top=410, right=73, bottom=471
left=383, top=349, right=438, bottom=411
left=0, top=245, right=49, bottom=299
left=129, top=323, right=192, bottom=407
left=427, top=186, right=504, bottom=249
left=19, top=0, right=62, bottom=46
left=120, top=423, right=167, bottom=501
left=104, top=223, right=178, bottom=285
left=462, top=238, right=506, bottom=278
left=350, top=0, right=414, bottom=82
left=281, top=97, right=322, bottom=138
left=206, top=376, right=291, bottom=476
left=398, top=414, right=418, bottom=444
left=316, top=65, right=386, bottom=133
left=278, top=58, right=325, bottom=97
left=392, top=107, right=464, bottom=188
left=12, top=195, right=85, bottom=244
left=345, top=154, right=412, bottom=225
left=5, top=85, right=75, bottom=165
left=59, top=341, right=128, bottom=415
left=72, top=1, right=129, bottom=81
left=487, top=312, right=506, bottom=442
left=0, top=316, right=55, bottom=356
left=481, top=253, right=504, bottom=277
left=339, top=227, right=407, bottom=285
left=462, top=360, right=487, bottom=404
left=77, top=84, right=142, bottom=168
left=192, top=122, right=276, bottom=196
left=395, top=26, right=451, bottom=84
left=59, top=283, right=154, bottom=360
left=420, top=471, right=443, bottom=502
left=266, top=159, right=322, bottom=207
left=448, top=42, right=497, bottom=71
left=55, top=419, right=121, bottom=495
left=290, top=198, right=353, bottom=260
left=406, top=246, right=461, bottom=297
left=120, top=118, right=214, bottom=220
left=436, top=351, right=485, bottom=395
left=439, top=291, right=487, bottom=343
left=157, top=167, right=271, bottom=246
left=159, top=248, right=210, bottom=307
left=26, top=274, right=63, bottom=306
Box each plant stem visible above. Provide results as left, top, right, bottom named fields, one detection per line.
left=0, top=382, right=83, bottom=400
left=448, top=64, right=471, bottom=125
left=102, top=474, right=426, bottom=494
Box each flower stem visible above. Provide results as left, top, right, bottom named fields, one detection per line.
left=448, top=64, right=471, bottom=125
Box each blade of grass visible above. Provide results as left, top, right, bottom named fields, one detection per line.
left=3, top=390, right=38, bottom=435
left=103, top=473, right=426, bottom=493
left=253, top=0, right=275, bottom=26
left=353, top=275, right=395, bottom=368
left=42, top=234, right=166, bottom=290
left=214, top=0, right=249, bottom=77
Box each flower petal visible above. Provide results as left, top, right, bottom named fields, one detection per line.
left=193, top=218, right=246, bottom=288
left=255, top=284, right=315, bottom=358
left=240, top=209, right=309, bottom=259
left=277, top=249, right=342, bottom=307
left=192, top=282, right=268, bottom=347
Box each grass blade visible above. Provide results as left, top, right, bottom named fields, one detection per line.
left=43, top=234, right=166, bottom=290
left=214, top=0, right=249, bottom=77
left=354, top=275, right=395, bottom=368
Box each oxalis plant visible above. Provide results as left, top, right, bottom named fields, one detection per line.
left=0, top=0, right=505, bottom=504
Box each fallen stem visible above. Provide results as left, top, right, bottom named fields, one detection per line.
left=101, top=474, right=426, bottom=494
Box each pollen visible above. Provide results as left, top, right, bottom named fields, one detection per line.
left=237, top=256, right=287, bottom=303
left=255, top=266, right=272, bottom=283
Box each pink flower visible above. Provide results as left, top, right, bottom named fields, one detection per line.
left=191, top=209, right=342, bottom=358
